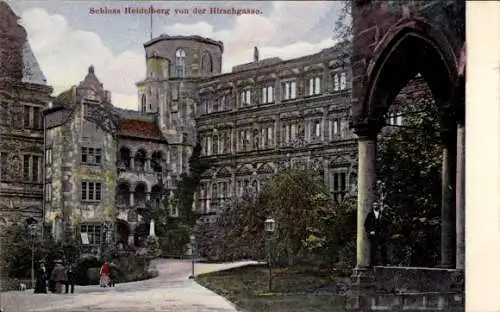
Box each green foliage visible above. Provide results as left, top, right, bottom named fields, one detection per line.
left=258, top=169, right=335, bottom=265
left=377, top=95, right=442, bottom=267
left=0, top=223, right=81, bottom=278
left=156, top=219, right=191, bottom=257
left=197, top=169, right=351, bottom=266
left=166, top=140, right=212, bottom=226
left=145, top=236, right=161, bottom=258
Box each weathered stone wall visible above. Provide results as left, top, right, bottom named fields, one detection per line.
left=45, top=105, right=117, bottom=238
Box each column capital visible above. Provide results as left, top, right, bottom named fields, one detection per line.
left=351, top=120, right=381, bottom=140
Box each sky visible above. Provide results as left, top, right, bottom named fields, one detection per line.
left=7, top=0, right=345, bottom=111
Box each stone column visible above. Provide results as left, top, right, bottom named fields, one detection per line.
left=440, top=131, right=457, bottom=268
left=130, top=192, right=134, bottom=207
left=355, top=132, right=378, bottom=268
left=456, top=122, right=465, bottom=269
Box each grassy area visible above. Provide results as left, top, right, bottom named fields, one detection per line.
left=196, top=264, right=348, bottom=312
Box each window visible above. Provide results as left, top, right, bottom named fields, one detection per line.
left=23, top=106, right=42, bottom=129
left=175, top=48, right=186, bottom=77
left=201, top=51, right=213, bottom=74
left=81, top=147, right=102, bottom=165
left=80, top=223, right=102, bottom=247
left=172, top=85, right=179, bottom=100
left=340, top=72, right=347, bottom=90
left=140, top=95, right=146, bottom=112
left=333, top=74, right=340, bottom=91
left=212, top=136, right=219, bottom=155
left=283, top=81, right=297, bottom=100
left=23, top=155, right=40, bottom=182
left=308, top=76, right=321, bottom=96
left=0, top=101, right=10, bottom=126
left=81, top=181, right=102, bottom=201
left=330, top=119, right=341, bottom=138
left=45, top=148, right=52, bottom=166
left=332, top=172, right=347, bottom=203
left=0, top=152, right=7, bottom=179
left=396, top=115, right=403, bottom=126
left=267, top=126, right=273, bottom=147
left=314, top=120, right=321, bottom=139
left=45, top=183, right=52, bottom=202
left=261, top=86, right=274, bottom=104
left=240, top=89, right=252, bottom=106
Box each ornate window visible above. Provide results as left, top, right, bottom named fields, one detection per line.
left=23, top=155, right=40, bottom=182
left=240, top=89, right=252, bottom=106
left=333, top=74, right=340, bottom=91
left=212, top=135, right=219, bottom=155
left=308, top=76, right=322, bottom=96
left=175, top=48, right=186, bottom=77
left=261, top=85, right=274, bottom=104
left=253, top=129, right=260, bottom=150
left=340, top=72, right=347, bottom=90
left=332, top=171, right=347, bottom=203
left=282, top=81, right=297, bottom=100
left=0, top=152, right=7, bottom=179
left=201, top=51, right=213, bottom=74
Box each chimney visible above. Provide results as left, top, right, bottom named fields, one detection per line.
left=254, top=46, right=259, bottom=63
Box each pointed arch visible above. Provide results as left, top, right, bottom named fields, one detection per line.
left=257, top=163, right=275, bottom=174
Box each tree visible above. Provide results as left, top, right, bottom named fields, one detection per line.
left=168, top=140, right=212, bottom=226
left=377, top=93, right=442, bottom=266
left=256, top=169, right=336, bottom=266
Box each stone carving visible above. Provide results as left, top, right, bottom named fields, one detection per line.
left=9, top=155, right=21, bottom=180
left=127, top=209, right=138, bottom=222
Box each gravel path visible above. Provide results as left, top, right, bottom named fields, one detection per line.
left=0, top=259, right=257, bottom=312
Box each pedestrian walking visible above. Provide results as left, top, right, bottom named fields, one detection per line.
left=50, top=260, right=67, bottom=293
left=99, top=261, right=111, bottom=287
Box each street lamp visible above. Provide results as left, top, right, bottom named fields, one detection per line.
left=264, top=218, right=276, bottom=293
left=28, top=222, right=40, bottom=290
left=189, top=234, right=196, bottom=279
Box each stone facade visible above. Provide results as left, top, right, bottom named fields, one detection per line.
left=0, top=2, right=52, bottom=227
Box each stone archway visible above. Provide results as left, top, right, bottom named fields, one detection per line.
left=351, top=20, right=465, bottom=270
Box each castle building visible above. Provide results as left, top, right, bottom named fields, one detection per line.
left=0, top=0, right=416, bottom=251
left=0, top=2, right=53, bottom=227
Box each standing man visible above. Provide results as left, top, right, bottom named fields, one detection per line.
left=364, top=201, right=389, bottom=266
left=65, top=261, right=76, bottom=294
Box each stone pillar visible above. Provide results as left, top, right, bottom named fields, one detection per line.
left=456, top=122, right=465, bottom=270
left=130, top=157, right=135, bottom=170
left=440, top=131, right=457, bottom=268
left=355, top=133, right=377, bottom=268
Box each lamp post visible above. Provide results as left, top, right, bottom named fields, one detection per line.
left=264, top=217, right=276, bottom=293
left=28, top=223, right=40, bottom=290
left=189, top=234, right=196, bottom=279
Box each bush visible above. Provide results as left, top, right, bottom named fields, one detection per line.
left=157, top=220, right=191, bottom=257
left=145, top=236, right=161, bottom=258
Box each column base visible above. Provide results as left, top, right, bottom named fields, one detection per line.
left=346, top=267, right=376, bottom=311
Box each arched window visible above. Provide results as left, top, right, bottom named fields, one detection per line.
left=201, top=51, right=212, bottom=74
left=141, top=94, right=146, bottom=112
left=175, top=49, right=186, bottom=77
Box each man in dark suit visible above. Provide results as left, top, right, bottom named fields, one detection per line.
left=364, top=201, right=389, bottom=267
